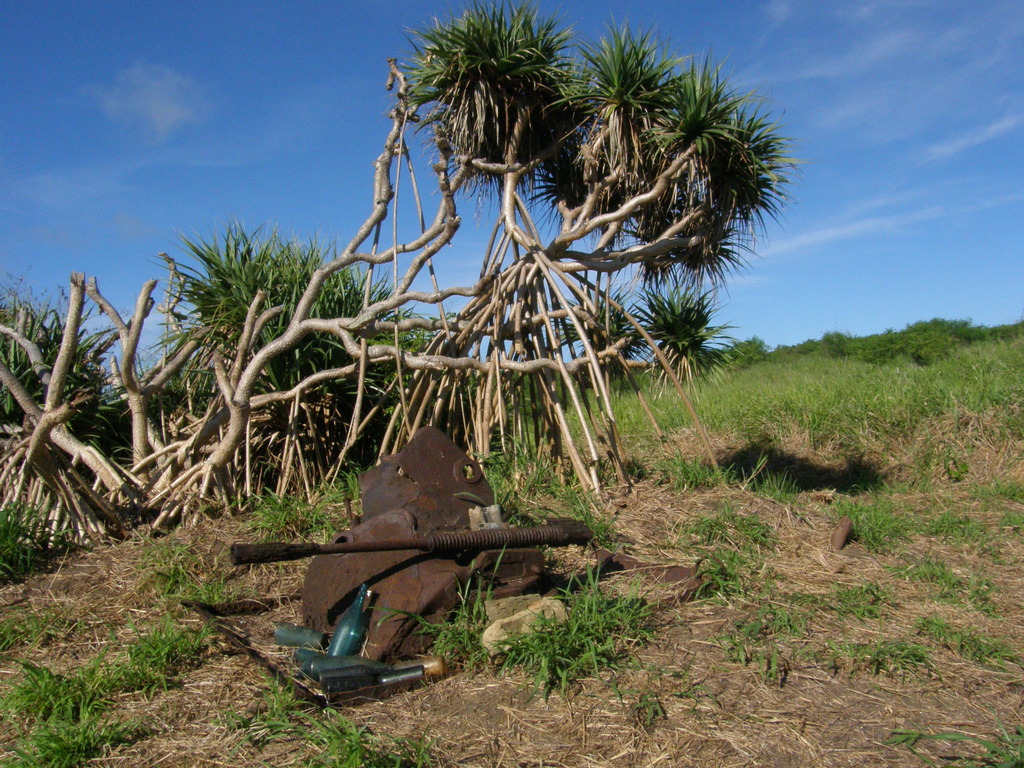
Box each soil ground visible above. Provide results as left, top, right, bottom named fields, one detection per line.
left=2, top=467, right=1023, bottom=767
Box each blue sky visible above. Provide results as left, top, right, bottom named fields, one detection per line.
left=1, top=0, right=1021, bottom=347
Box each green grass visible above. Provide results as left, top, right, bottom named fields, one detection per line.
left=498, top=573, right=653, bottom=698
left=828, top=582, right=895, bottom=620
left=0, top=605, right=78, bottom=654
left=676, top=506, right=776, bottom=552
left=896, top=557, right=963, bottom=595
left=718, top=634, right=788, bottom=686
left=482, top=440, right=617, bottom=546
left=247, top=483, right=355, bottom=542
left=3, top=658, right=117, bottom=723
left=914, top=616, right=1019, bottom=668
left=10, top=715, right=145, bottom=768
left=139, top=539, right=247, bottom=604
left=693, top=549, right=759, bottom=601
left=829, top=639, right=933, bottom=678
left=657, top=456, right=735, bottom=492
left=681, top=507, right=777, bottom=602
left=231, top=682, right=433, bottom=766
left=714, top=600, right=809, bottom=685
left=749, top=471, right=802, bottom=503
left=888, top=719, right=1024, bottom=767
left=414, top=577, right=492, bottom=672
left=972, top=479, right=1024, bottom=503
left=923, top=509, right=988, bottom=545
left=892, top=557, right=996, bottom=613
left=1, top=618, right=207, bottom=767
left=615, top=336, right=1024, bottom=475
left=1000, top=510, right=1024, bottom=533
left=115, top=617, right=208, bottom=696
left=484, top=440, right=563, bottom=516
left=139, top=540, right=202, bottom=598
left=733, top=600, right=808, bottom=640
left=831, top=496, right=916, bottom=552
left=554, top=490, right=616, bottom=548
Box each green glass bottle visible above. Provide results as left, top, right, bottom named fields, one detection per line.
left=296, top=651, right=385, bottom=681
left=273, top=622, right=326, bottom=650
left=318, top=669, right=379, bottom=694
left=325, top=583, right=371, bottom=657
left=318, top=658, right=445, bottom=693
left=297, top=651, right=447, bottom=682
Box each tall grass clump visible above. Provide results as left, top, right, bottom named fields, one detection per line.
left=0, top=503, right=69, bottom=582
left=499, top=572, right=653, bottom=697
left=615, top=335, right=1024, bottom=478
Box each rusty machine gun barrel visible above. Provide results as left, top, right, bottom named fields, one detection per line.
left=229, top=519, right=593, bottom=566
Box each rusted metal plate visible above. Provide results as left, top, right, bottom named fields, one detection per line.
left=358, top=426, right=494, bottom=531
left=301, top=509, right=423, bottom=635
left=471, top=548, right=545, bottom=599
left=301, top=428, right=498, bottom=659
left=593, top=547, right=702, bottom=597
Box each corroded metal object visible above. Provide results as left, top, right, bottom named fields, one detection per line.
left=300, top=427, right=542, bottom=660
left=359, top=425, right=493, bottom=528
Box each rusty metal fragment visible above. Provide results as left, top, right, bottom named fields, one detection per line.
left=830, top=515, right=854, bottom=551
left=593, top=547, right=702, bottom=595
left=301, top=428, right=519, bottom=660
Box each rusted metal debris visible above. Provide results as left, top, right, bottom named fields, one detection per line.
left=299, top=427, right=562, bottom=660
left=830, top=515, right=854, bottom=551
left=593, top=548, right=701, bottom=596
left=226, top=427, right=700, bottom=674
left=230, top=520, right=592, bottom=565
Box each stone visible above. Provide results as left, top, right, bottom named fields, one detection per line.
left=484, top=594, right=542, bottom=624
left=481, top=597, right=568, bottom=657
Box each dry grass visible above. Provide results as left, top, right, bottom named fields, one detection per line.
left=3, top=442, right=1024, bottom=767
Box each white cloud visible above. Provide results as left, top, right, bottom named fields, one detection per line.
left=924, top=115, right=1022, bottom=161
left=84, top=62, right=208, bottom=141
left=760, top=206, right=944, bottom=258
left=797, top=28, right=916, bottom=80
left=758, top=190, right=1023, bottom=265
left=764, top=0, right=792, bottom=30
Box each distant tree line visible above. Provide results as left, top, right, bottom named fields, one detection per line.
left=729, top=318, right=1024, bottom=369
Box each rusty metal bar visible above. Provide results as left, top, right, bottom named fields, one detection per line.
left=230, top=518, right=593, bottom=566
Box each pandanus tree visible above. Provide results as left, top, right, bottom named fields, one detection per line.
left=392, top=3, right=793, bottom=488
left=632, top=286, right=735, bottom=385
left=0, top=1, right=793, bottom=537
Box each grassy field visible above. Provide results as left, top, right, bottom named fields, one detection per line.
left=2, top=333, right=1023, bottom=766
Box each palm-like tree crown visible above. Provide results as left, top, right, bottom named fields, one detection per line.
left=409, top=2, right=575, bottom=171
left=407, top=4, right=794, bottom=286
left=632, top=286, right=735, bottom=383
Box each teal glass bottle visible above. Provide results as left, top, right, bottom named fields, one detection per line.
left=296, top=652, right=385, bottom=681
left=318, top=669, right=379, bottom=693
left=273, top=622, right=326, bottom=650
left=296, top=651, right=446, bottom=682
left=325, top=583, right=371, bottom=657
left=318, top=660, right=444, bottom=693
